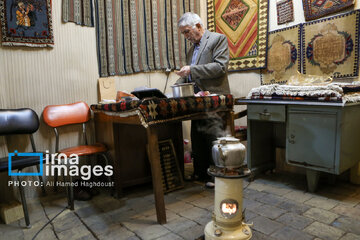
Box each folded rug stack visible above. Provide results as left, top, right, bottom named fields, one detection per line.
left=247, top=83, right=360, bottom=103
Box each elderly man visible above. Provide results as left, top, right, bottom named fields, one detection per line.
left=176, top=12, right=230, bottom=186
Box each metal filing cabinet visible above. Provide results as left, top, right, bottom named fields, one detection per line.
left=238, top=99, right=360, bottom=192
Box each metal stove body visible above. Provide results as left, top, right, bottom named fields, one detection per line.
left=204, top=136, right=252, bottom=240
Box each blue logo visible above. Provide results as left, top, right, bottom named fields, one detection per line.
left=8, top=150, right=43, bottom=176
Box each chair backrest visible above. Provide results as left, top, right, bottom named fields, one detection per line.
left=43, top=102, right=90, bottom=128
left=0, top=109, right=39, bottom=135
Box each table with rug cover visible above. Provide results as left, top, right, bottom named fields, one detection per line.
left=90, top=95, right=234, bottom=224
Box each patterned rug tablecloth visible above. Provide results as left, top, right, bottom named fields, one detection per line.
left=91, top=95, right=234, bottom=125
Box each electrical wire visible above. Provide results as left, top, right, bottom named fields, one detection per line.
left=32, top=206, right=67, bottom=240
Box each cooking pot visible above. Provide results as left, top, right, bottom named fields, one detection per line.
left=212, top=136, right=246, bottom=169
left=171, top=83, right=194, bottom=97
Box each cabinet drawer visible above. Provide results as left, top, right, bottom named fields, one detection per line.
left=248, top=105, right=285, bottom=122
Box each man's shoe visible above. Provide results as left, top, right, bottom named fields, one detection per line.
left=205, top=181, right=215, bottom=189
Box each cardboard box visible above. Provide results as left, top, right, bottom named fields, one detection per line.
left=0, top=201, right=24, bottom=224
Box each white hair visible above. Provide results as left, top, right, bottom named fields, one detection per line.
left=178, top=12, right=203, bottom=28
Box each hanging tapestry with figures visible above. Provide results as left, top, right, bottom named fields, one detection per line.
left=302, top=0, right=355, bottom=21
left=207, top=0, right=269, bottom=71
left=0, top=0, right=54, bottom=47
left=261, top=25, right=301, bottom=85
left=62, top=0, right=94, bottom=27
left=302, top=10, right=359, bottom=78
left=95, top=0, right=199, bottom=77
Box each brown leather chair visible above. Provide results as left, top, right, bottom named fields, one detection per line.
left=43, top=101, right=111, bottom=210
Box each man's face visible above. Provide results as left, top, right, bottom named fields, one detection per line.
left=179, top=24, right=203, bottom=44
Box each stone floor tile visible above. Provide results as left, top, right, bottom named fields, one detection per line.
left=251, top=229, right=277, bottom=240
left=163, top=216, right=198, bottom=234
left=190, top=196, right=213, bottom=209
left=304, top=221, right=345, bottom=240
left=53, top=211, right=83, bottom=232
left=332, top=205, right=360, bottom=221
left=283, top=190, right=313, bottom=203
left=244, top=209, right=258, bottom=222
left=253, top=204, right=287, bottom=219
left=56, top=224, right=95, bottom=240
left=175, top=193, right=205, bottom=203
left=156, top=232, right=184, bottom=240
left=251, top=216, right=284, bottom=235
left=247, top=182, right=268, bottom=192
left=303, top=208, right=339, bottom=224
left=177, top=224, right=204, bottom=240
left=134, top=224, right=171, bottom=240
left=277, top=212, right=313, bottom=230
left=271, top=226, right=313, bottom=240
left=178, top=206, right=208, bottom=222
left=98, top=226, right=136, bottom=240
left=75, top=205, right=103, bottom=219
left=29, top=226, right=57, bottom=240
left=242, top=198, right=263, bottom=211
left=339, top=233, right=360, bottom=240
left=256, top=193, right=284, bottom=206
left=261, top=185, right=293, bottom=196
left=23, top=223, right=54, bottom=240
left=317, top=191, right=360, bottom=207
left=121, top=217, right=158, bottom=232
left=304, top=196, right=339, bottom=210
left=165, top=201, right=194, bottom=213
left=277, top=200, right=311, bottom=215
left=332, top=216, right=360, bottom=236
left=243, top=188, right=267, bottom=200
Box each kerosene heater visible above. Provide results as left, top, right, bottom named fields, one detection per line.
left=204, top=136, right=252, bottom=240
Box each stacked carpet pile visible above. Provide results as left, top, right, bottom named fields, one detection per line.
left=247, top=82, right=360, bottom=103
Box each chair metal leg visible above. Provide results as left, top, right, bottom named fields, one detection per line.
left=62, top=174, right=72, bottom=209
left=17, top=173, right=31, bottom=228
left=69, top=175, right=74, bottom=210
left=54, top=168, right=58, bottom=192
left=36, top=165, right=46, bottom=195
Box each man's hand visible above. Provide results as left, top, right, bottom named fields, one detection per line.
left=175, top=66, right=191, bottom=77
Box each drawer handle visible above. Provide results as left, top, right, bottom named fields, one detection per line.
left=259, top=112, right=271, bottom=117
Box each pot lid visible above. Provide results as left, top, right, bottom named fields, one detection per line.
left=214, top=136, right=240, bottom=144
left=171, top=82, right=195, bottom=87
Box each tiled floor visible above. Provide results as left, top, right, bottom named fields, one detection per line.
left=1, top=169, right=360, bottom=240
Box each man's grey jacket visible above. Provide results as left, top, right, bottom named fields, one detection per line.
left=177, top=30, right=230, bottom=95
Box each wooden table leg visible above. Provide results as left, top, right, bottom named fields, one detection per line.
left=146, top=126, right=167, bottom=224
left=94, top=115, right=122, bottom=198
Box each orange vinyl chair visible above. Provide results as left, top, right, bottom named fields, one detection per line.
left=43, top=101, right=111, bottom=210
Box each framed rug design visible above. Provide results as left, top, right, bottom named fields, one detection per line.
left=277, top=0, right=294, bottom=25
left=302, top=0, right=355, bottom=21
left=207, top=0, right=269, bottom=71
left=302, top=10, right=359, bottom=78
left=62, top=0, right=94, bottom=27
left=0, top=0, right=54, bottom=47
left=261, top=25, right=301, bottom=84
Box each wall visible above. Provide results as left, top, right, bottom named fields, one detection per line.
left=1, top=0, right=359, bottom=199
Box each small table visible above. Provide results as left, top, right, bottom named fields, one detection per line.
left=236, top=98, right=360, bottom=192
left=91, top=95, right=234, bottom=224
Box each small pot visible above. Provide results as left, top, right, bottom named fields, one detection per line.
left=171, top=83, right=194, bottom=97
left=212, top=136, right=246, bottom=169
